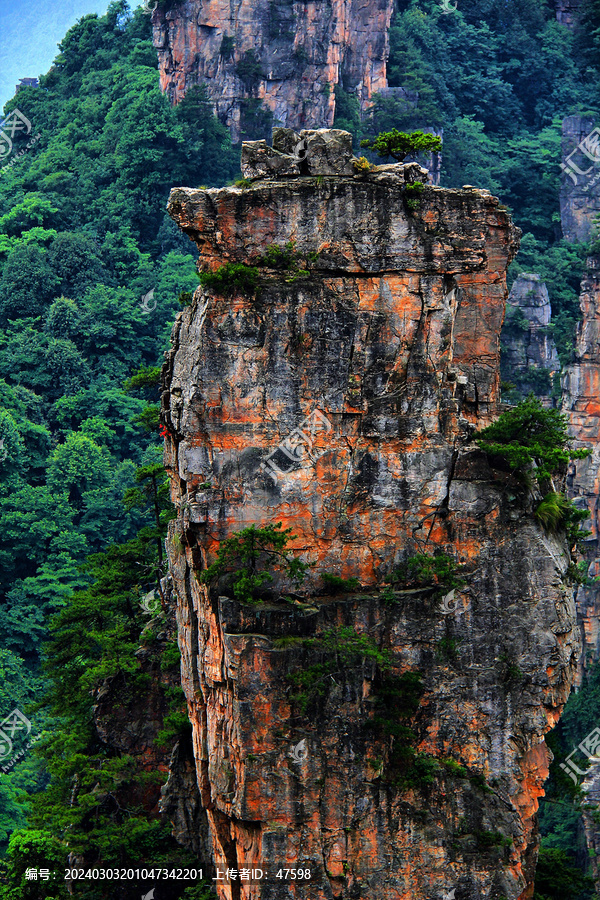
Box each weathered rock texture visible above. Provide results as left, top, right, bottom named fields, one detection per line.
left=162, top=130, right=581, bottom=900
left=563, top=258, right=600, bottom=680
left=501, top=274, right=559, bottom=403
left=152, top=0, right=395, bottom=142
left=560, top=115, right=600, bottom=243
left=560, top=258, right=600, bottom=895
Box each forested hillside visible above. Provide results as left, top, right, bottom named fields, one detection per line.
left=336, top=0, right=598, bottom=366
left=1, top=0, right=600, bottom=898
left=0, top=2, right=236, bottom=895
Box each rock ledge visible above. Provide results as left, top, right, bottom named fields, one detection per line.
left=240, top=127, right=429, bottom=182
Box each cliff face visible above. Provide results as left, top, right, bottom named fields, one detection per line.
left=161, top=130, right=580, bottom=900
left=560, top=116, right=600, bottom=244
left=563, top=258, right=600, bottom=677
left=152, top=0, right=394, bottom=142
left=562, top=259, right=600, bottom=892
left=501, top=274, right=559, bottom=403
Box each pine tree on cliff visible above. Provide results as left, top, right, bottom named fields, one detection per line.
left=360, top=129, right=442, bottom=162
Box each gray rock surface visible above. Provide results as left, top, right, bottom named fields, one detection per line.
left=501, top=273, right=560, bottom=400
left=241, top=140, right=301, bottom=179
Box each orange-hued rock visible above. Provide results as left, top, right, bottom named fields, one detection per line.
left=152, top=0, right=397, bottom=142
left=563, top=257, right=600, bottom=685
left=162, top=133, right=580, bottom=899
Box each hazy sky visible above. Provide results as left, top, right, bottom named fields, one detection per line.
left=1, top=0, right=114, bottom=112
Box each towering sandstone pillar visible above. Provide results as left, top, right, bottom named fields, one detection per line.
left=560, top=116, right=600, bottom=244
left=161, top=130, right=580, bottom=899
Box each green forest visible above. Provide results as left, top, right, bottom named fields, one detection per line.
left=336, top=0, right=599, bottom=369
left=0, top=0, right=599, bottom=897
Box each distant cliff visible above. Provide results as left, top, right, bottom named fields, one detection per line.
left=560, top=115, right=600, bottom=243
left=563, top=257, right=600, bottom=677
left=560, top=257, right=600, bottom=892
left=160, top=130, right=580, bottom=900
left=501, top=274, right=560, bottom=403
left=152, top=0, right=396, bottom=142
left=555, top=0, right=582, bottom=28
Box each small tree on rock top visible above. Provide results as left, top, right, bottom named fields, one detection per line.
left=199, top=522, right=308, bottom=603
left=474, top=395, right=588, bottom=488
left=360, top=129, right=442, bottom=162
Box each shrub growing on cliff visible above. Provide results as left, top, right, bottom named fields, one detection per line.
left=360, top=129, right=442, bottom=162
left=199, top=522, right=309, bottom=603
left=261, top=241, right=299, bottom=270
left=535, top=491, right=589, bottom=539
left=286, top=626, right=391, bottom=714
left=367, top=670, right=443, bottom=788
left=178, top=290, right=193, bottom=306
left=535, top=492, right=590, bottom=550
left=321, top=573, right=361, bottom=594
left=404, top=181, right=425, bottom=211
left=198, top=263, right=260, bottom=297
left=235, top=50, right=266, bottom=88
left=476, top=397, right=591, bottom=545
left=259, top=240, right=311, bottom=281
left=475, top=395, right=589, bottom=486
left=387, top=552, right=464, bottom=595
left=352, top=156, right=372, bottom=174
left=535, top=491, right=571, bottom=531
